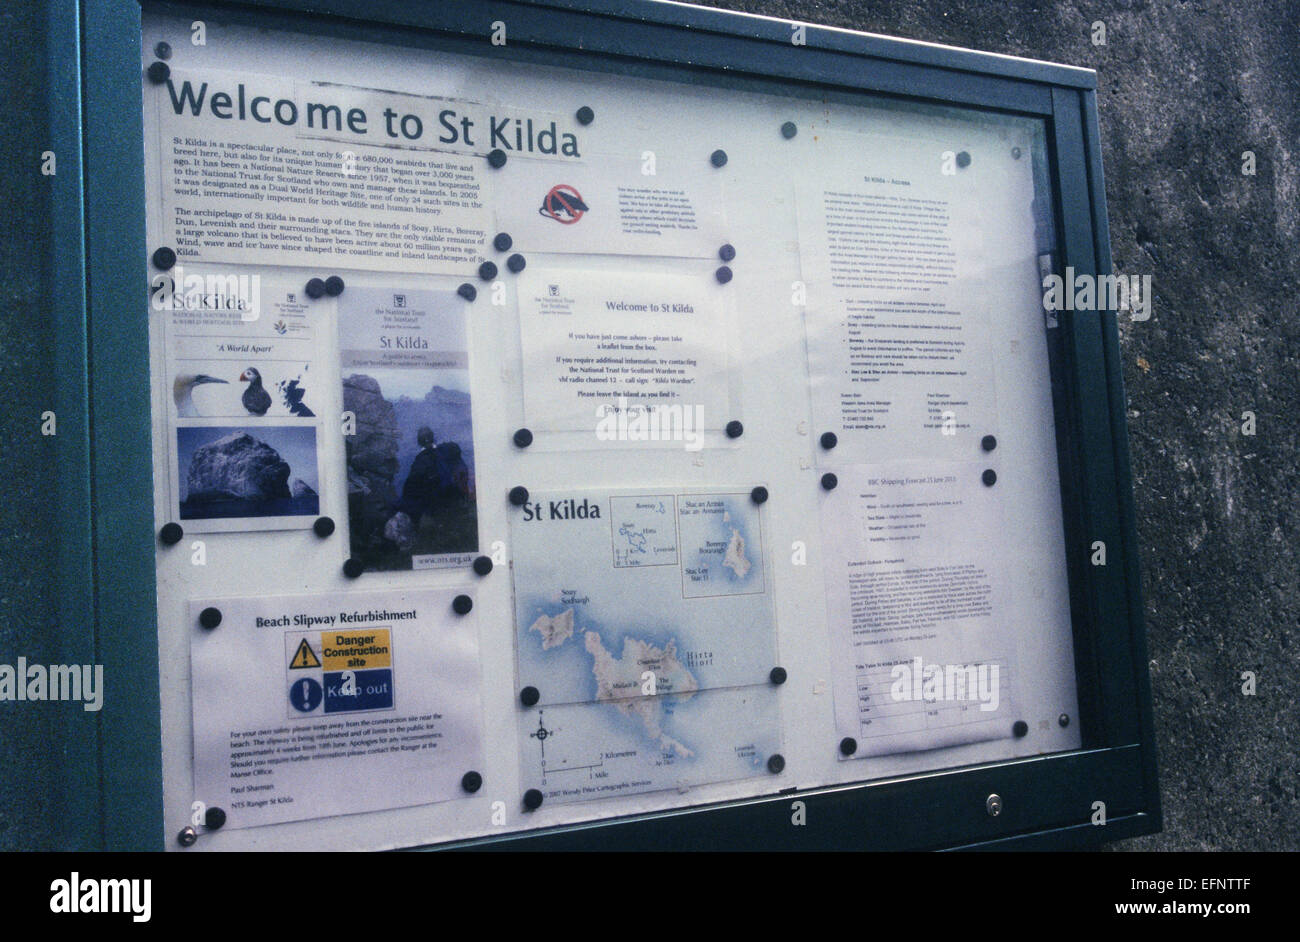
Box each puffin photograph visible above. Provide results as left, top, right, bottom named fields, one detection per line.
left=239, top=367, right=273, bottom=416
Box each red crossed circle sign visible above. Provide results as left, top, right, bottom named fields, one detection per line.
left=540, top=184, right=587, bottom=224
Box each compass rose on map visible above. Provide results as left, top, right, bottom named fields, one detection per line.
left=530, top=711, right=553, bottom=759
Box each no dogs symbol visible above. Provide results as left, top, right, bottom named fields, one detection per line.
left=539, top=184, right=589, bottom=224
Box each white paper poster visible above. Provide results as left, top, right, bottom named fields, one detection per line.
left=190, top=588, right=484, bottom=829
left=150, top=69, right=494, bottom=272
left=510, top=487, right=781, bottom=803
left=515, top=267, right=731, bottom=438
left=820, top=462, right=1016, bottom=757
left=161, top=269, right=319, bottom=420
left=796, top=125, right=1039, bottom=464
left=493, top=154, right=727, bottom=258
left=162, top=270, right=324, bottom=533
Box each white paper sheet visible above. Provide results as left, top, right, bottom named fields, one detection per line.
left=508, top=486, right=782, bottom=801
left=190, top=588, right=484, bottom=829
left=161, top=268, right=319, bottom=420
left=514, top=266, right=731, bottom=437
left=161, top=270, right=325, bottom=533
left=151, top=68, right=493, bottom=273
left=493, top=154, right=726, bottom=258
left=820, top=462, right=1017, bottom=757
left=796, top=126, right=1038, bottom=464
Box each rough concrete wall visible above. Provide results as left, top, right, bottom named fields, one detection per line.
left=704, top=0, right=1298, bottom=849
left=2, top=1, right=1294, bottom=850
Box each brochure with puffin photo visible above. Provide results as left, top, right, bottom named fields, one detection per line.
left=159, top=268, right=324, bottom=532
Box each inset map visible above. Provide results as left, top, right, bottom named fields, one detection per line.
left=609, top=495, right=678, bottom=568
left=678, top=493, right=764, bottom=598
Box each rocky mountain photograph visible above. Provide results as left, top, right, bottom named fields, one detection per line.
left=343, top=373, right=477, bottom=570
left=177, top=426, right=319, bottom=520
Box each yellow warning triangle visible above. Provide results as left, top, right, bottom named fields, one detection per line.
left=289, top=638, right=322, bottom=670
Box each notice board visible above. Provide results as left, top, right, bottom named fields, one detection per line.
left=98, top=0, right=1158, bottom=850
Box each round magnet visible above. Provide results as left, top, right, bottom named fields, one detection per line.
left=718, top=243, right=736, bottom=262
left=982, top=469, right=997, bottom=487
left=493, top=232, right=513, bottom=252
left=575, top=106, right=594, bottom=125
left=821, top=473, right=838, bottom=491
left=715, top=266, right=733, bottom=284
left=710, top=149, right=728, bottom=168
left=154, top=41, right=172, bottom=60
left=151, top=246, right=176, bottom=270
left=457, top=283, right=477, bottom=302
left=204, top=806, right=226, bottom=830
left=839, top=737, right=858, bottom=756
left=820, top=431, right=838, bottom=450
left=1013, top=720, right=1029, bottom=737
left=981, top=435, right=997, bottom=452
left=478, top=261, right=498, bottom=281
left=198, top=607, right=222, bottom=630
left=452, top=594, right=473, bottom=615
left=956, top=150, right=971, bottom=168
left=461, top=771, right=483, bottom=793
left=750, top=486, right=768, bottom=505
left=509, top=485, right=530, bottom=507
left=1011, top=146, right=1022, bottom=160
left=513, top=428, right=533, bottom=448
left=520, top=686, right=540, bottom=707
left=159, top=522, right=184, bottom=545
left=725, top=420, right=743, bottom=439
left=523, top=788, right=544, bottom=811
left=506, top=253, right=526, bottom=273
left=305, top=278, right=326, bottom=299
left=781, top=121, right=797, bottom=139
left=769, top=666, right=787, bottom=685
left=146, top=61, right=170, bottom=85
left=313, top=516, right=335, bottom=538
left=472, top=555, right=493, bottom=576
left=342, top=557, right=364, bottom=579
left=324, top=275, right=345, bottom=296
left=487, top=149, right=508, bottom=168
left=1058, top=713, right=1070, bottom=728
left=767, top=754, right=785, bottom=774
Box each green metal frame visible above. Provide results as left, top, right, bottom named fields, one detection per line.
left=53, top=0, right=1159, bottom=851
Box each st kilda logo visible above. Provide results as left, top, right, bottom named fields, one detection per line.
left=539, top=184, right=589, bottom=224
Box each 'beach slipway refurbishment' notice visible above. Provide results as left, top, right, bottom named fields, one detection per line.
left=510, top=489, right=781, bottom=804
left=190, top=588, right=483, bottom=829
